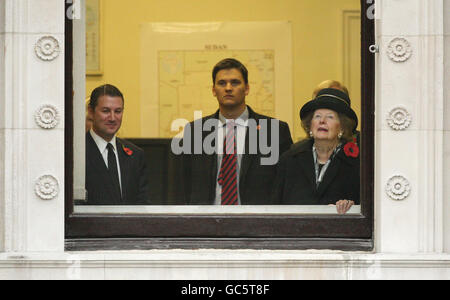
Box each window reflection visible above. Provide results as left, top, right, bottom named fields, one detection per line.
left=76, top=0, right=362, bottom=214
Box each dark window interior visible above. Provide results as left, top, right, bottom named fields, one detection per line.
left=65, top=0, right=375, bottom=251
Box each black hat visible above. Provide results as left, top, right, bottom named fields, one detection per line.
left=299, top=88, right=358, bottom=131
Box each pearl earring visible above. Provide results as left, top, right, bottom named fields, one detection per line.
left=309, top=131, right=314, bottom=138
left=338, top=132, right=343, bottom=139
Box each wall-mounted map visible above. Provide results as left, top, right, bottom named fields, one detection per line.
left=158, top=50, right=275, bottom=137
left=140, top=22, right=292, bottom=138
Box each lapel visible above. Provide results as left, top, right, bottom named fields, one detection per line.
left=116, top=138, right=131, bottom=201
left=316, top=148, right=351, bottom=198
left=204, top=112, right=219, bottom=196
left=239, top=106, right=258, bottom=187
left=292, top=140, right=316, bottom=189
left=86, top=132, right=108, bottom=173
left=316, top=159, right=340, bottom=198
left=239, top=127, right=256, bottom=188
left=86, top=132, right=121, bottom=203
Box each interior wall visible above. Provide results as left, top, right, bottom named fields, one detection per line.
left=85, top=0, right=361, bottom=140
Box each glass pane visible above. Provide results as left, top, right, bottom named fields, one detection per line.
left=75, top=0, right=363, bottom=215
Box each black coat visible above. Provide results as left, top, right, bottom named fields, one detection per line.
left=273, top=139, right=360, bottom=205
left=182, top=106, right=293, bottom=205
left=85, top=132, right=151, bottom=205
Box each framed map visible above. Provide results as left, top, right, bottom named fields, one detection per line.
left=140, top=22, right=293, bottom=138
left=157, top=50, right=275, bottom=137
left=86, top=0, right=102, bottom=75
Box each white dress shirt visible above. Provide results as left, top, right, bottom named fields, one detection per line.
left=214, top=107, right=249, bottom=205
left=89, top=129, right=123, bottom=193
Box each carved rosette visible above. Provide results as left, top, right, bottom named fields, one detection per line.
left=387, top=38, right=412, bottom=62
left=35, top=175, right=59, bottom=200
left=35, top=105, right=60, bottom=129
left=386, top=175, right=411, bottom=201
left=387, top=107, right=411, bottom=130
left=35, top=36, right=60, bottom=61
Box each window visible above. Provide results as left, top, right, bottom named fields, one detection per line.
left=65, top=0, right=374, bottom=251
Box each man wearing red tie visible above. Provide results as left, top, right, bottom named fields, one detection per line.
left=181, top=58, right=293, bottom=205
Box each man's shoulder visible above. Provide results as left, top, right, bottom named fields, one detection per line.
left=85, top=131, right=99, bottom=154
left=187, top=112, right=219, bottom=126
left=249, top=108, right=272, bottom=121
left=248, top=107, right=289, bottom=127
left=86, top=130, right=94, bottom=141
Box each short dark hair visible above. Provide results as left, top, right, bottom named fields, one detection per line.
left=89, top=84, right=124, bottom=110
left=212, top=58, right=248, bottom=84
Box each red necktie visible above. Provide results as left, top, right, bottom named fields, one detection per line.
left=218, top=121, right=238, bottom=205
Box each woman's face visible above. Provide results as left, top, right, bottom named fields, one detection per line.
left=310, top=108, right=342, bottom=142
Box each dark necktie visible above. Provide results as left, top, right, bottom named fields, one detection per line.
left=218, top=121, right=238, bottom=205
left=107, top=143, right=122, bottom=200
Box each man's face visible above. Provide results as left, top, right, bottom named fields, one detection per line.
left=213, top=68, right=249, bottom=109
left=89, top=95, right=124, bottom=141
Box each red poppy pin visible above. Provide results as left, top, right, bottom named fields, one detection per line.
left=122, top=145, right=133, bottom=156
left=343, top=142, right=359, bottom=158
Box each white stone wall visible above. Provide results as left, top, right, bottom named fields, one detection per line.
left=444, top=0, right=450, bottom=253
left=0, top=252, right=450, bottom=280
left=0, top=0, right=6, bottom=253
left=0, top=0, right=65, bottom=252
left=375, top=0, right=447, bottom=253
left=0, top=0, right=449, bottom=279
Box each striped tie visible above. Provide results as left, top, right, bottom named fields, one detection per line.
left=218, top=121, right=238, bottom=205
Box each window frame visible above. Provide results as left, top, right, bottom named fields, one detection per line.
left=65, top=0, right=375, bottom=251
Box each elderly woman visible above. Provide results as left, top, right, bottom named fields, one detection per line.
left=273, top=88, right=360, bottom=214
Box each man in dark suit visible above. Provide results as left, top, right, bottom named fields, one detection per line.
left=85, top=84, right=150, bottom=205
left=180, top=58, right=293, bottom=205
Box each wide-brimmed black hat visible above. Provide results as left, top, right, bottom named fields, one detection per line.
left=299, top=88, right=358, bottom=131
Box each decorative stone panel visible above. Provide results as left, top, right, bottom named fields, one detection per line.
left=387, top=37, right=412, bottom=62
left=386, top=175, right=411, bottom=201
left=35, top=104, right=60, bottom=129
left=35, top=175, right=59, bottom=200
left=35, top=36, right=60, bottom=61
left=387, top=107, right=412, bottom=130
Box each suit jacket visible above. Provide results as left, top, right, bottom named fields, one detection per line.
left=273, top=138, right=360, bottom=205
left=85, top=132, right=151, bottom=205
left=182, top=106, right=293, bottom=205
